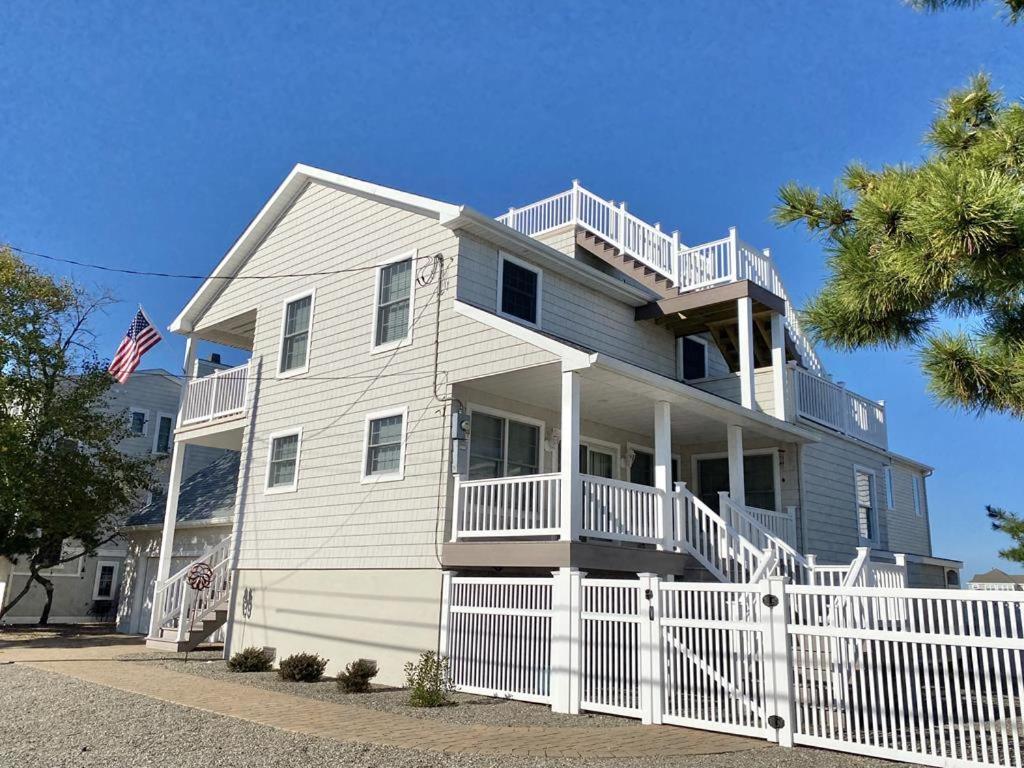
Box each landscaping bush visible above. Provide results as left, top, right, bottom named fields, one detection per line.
left=336, top=658, right=379, bottom=693
left=277, top=652, right=328, bottom=682
left=227, top=646, right=273, bottom=673
left=404, top=651, right=455, bottom=707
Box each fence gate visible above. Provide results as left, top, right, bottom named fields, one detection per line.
left=786, top=585, right=1024, bottom=768
left=580, top=578, right=644, bottom=717
left=659, top=582, right=768, bottom=738
left=443, top=576, right=553, bottom=704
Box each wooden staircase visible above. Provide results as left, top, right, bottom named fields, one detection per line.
left=577, top=229, right=677, bottom=299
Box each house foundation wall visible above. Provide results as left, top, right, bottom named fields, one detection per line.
left=227, top=567, right=444, bottom=687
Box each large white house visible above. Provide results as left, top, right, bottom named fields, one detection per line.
left=147, top=166, right=961, bottom=684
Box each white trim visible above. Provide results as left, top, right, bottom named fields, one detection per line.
left=677, top=335, right=709, bottom=382
left=369, top=249, right=417, bottom=355
left=92, top=560, right=119, bottom=600
left=152, top=411, right=175, bottom=455
left=853, top=464, right=879, bottom=545
left=360, top=406, right=409, bottom=483
left=691, top=448, right=782, bottom=512
left=452, top=300, right=592, bottom=369
left=264, top=427, right=303, bottom=494
left=882, top=466, right=895, bottom=510
left=128, top=407, right=149, bottom=437
left=580, top=436, right=621, bottom=480
left=276, top=289, right=316, bottom=378
left=466, top=403, right=547, bottom=478
left=496, top=251, right=543, bottom=330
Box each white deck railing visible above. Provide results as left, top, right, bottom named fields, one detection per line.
left=791, top=366, right=887, bottom=449
left=580, top=475, right=661, bottom=543
left=150, top=535, right=233, bottom=640
left=453, top=473, right=562, bottom=537
left=181, top=360, right=253, bottom=426
left=497, top=183, right=824, bottom=375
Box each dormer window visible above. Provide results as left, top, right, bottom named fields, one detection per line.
left=498, top=253, right=541, bottom=328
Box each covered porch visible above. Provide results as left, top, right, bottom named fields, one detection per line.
left=445, top=359, right=818, bottom=575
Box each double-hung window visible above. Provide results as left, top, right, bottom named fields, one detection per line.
left=373, top=255, right=414, bottom=350
left=266, top=430, right=302, bottom=492
left=129, top=408, right=148, bottom=436
left=497, top=253, right=541, bottom=327
left=93, top=561, right=118, bottom=600
left=468, top=410, right=541, bottom=480
left=279, top=293, right=314, bottom=375
left=855, top=467, right=877, bottom=542
left=362, top=407, right=407, bottom=482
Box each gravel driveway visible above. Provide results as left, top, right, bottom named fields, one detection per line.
left=1, top=662, right=917, bottom=768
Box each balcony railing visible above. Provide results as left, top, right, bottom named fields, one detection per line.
left=181, top=360, right=253, bottom=426
left=791, top=365, right=887, bottom=449
left=453, top=473, right=562, bottom=537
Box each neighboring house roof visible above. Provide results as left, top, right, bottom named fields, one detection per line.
left=124, top=452, right=239, bottom=527
left=970, top=568, right=1024, bottom=585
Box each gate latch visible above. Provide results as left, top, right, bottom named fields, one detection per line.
left=762, top=594, right=779, bottom=608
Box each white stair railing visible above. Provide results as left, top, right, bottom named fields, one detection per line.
left=151, top=535, right=233, bottom=639
left=718, top=493, right=816, bottom=585
left=673, top=484, right=768, bottom=583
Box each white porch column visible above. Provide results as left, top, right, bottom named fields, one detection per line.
left=653, top=401, right=673, bottom=550
left=149, top=336, right=197, bottom=636
left=559, top=370, right=581, bottom=542
left=770, top=312, right=787, bottom=420
left=550, top=566, right=583, bottom=714
left=727, top=424, right=745, bottom=508
left=737, top=297, right=755, bottom=410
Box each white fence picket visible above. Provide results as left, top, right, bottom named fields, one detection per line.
left=579, top=579, right=644, bottom=717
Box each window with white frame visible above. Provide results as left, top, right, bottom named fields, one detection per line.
left=913, top=474, right=924, bottom=516
left=93, top=561, right=118, bottom=600
left=363, top=408, right=407, bottom=481
left=266, top=430, right=301, bottom=492
left=279, top=293, right=314, bottom=374
left=129, top=408, right=148, bottom=436
left=855, top=467, right=877, bottom=542
left=468, top=410, right=541, bottom=480
left=497, top=253, right=541, bottom=327
left=373, top=256, right=414, bottom=349
left=679, top=336, right=708, bottom=381
left=153, top=414, right=174, bottom=454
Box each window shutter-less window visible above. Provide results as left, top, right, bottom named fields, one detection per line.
left=856, top=470, right=875, bottom=541
left=681, top=337, right=707, bottom=380
left=280, top=296, right=312, bottom=373
left=375, top=259, right=412, bottom=346
left=500, top=259, right=539, bottom=325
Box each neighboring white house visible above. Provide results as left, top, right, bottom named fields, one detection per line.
left=968, top=567, right=1024, bottom=590
left=0, top=366, right=225, bottom=625
left=146, top=166, right=962, bottom=684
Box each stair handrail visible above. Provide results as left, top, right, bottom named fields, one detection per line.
left=673, top=483, right=769, bottom=583
left=152, top=535, right=233, bottom=637
left=718, top=492, right=816, bottom=585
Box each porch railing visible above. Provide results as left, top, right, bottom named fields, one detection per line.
left=453, top=473, right=562, bottom=537
left=580, top=475, right=661, bottom=543
left=791, top=365, right=887, bottom=449
left=181, top=359, right=253, bottom=426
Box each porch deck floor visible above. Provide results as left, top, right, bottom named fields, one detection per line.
left=2, top=634, right=758, bottom=758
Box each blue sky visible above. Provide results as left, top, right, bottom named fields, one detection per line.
left=1, top=1, right=1021, bottom=578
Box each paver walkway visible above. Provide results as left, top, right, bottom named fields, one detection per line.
left=2, top=635, right=761, bottom=759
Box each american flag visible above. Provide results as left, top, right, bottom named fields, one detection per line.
left=108, top=308, right=162, bottom=383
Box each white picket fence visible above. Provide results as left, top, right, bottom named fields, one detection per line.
left=442, top=574, right=1024, bottom=768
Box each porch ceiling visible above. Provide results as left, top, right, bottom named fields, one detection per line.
left=453, top=362, right=816, bottom=446
left=192, top=309, right=257, bottom=350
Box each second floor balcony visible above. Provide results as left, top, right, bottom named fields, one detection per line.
left=177, top=359, right=255, bottom=446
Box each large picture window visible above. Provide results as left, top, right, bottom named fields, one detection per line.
left=279, top=293, right=314, bottom=374
left=468, top=410, right=541, bottom=480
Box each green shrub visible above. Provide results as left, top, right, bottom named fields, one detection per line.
left=337, top=658, right=379, bottom=693
left=277, top=652, right=328, bottom=682
left=404, top=651, right=455, bottom=707
left=227, top=647, right=273, bottom=673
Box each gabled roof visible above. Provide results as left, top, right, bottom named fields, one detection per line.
left=125, top=451, right=240, bottom=527
left=970, top=568, right=1024, bottom=584
left=171, top=165, right=652, bottom=334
